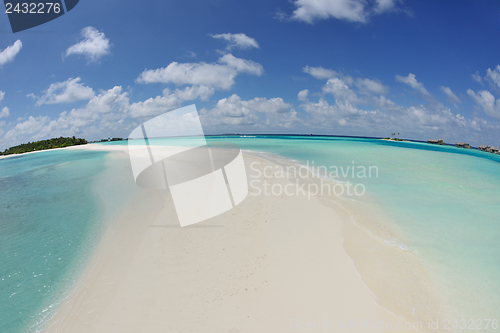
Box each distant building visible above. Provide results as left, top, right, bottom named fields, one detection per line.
left=478, top=145, right=500, bottom=154
left=427, top=139, right=445, bottom=145
left=455, top=142, right=472, bottom=149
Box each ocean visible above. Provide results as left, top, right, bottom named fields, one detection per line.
left=0, top=136, right=499, bottom=332
left=208, top=135, right=500, bottom=325
left=0, top=148, right=139, bottom=333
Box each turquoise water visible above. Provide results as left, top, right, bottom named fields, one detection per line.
left=203, top=136, right=500, bottom=324
left=0, top=149, right=138, bottom=333
left=1, top=137, right=500, bottom=332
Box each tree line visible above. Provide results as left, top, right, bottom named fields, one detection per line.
left=0, top=136, right=88, bottom=155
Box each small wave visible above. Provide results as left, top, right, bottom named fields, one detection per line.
left=383, top=237, right=417, bottom=253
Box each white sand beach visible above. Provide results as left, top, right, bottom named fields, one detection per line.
left=40, top=144, right=435, bottom=333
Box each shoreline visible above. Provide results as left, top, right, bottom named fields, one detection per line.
left=38, top=143, right=443, bottom=332
left=0, top=143, right=105, bottom=160
left=253, top=151, right=449, bottom=327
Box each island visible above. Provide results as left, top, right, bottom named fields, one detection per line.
left=0, top=136, right=87, bottom=156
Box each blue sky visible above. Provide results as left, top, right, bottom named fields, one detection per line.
left=1, top=0, right=500, bottom=149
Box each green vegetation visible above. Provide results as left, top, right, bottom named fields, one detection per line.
left=383, top=132, right=405, bottom=141
left=0, top=136, right=87, bottom=156
left=383, top=137, right=405, bottom=141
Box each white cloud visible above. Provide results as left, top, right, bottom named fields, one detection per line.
left=3, top=67, right=500, bottom=150
left=128, top=90, right=180, bottom=118
left=396, top=73, right=430, bottom=96
left=304, top=66, right=387, bottom=98
left=374, top=0, right=397, bottom=14
left=374, top=95, right=402, bottom=111
left=472, top=71, right=483, bottom=85
left=292, top=0, right=367, bottom=23
left=486, top=65, right=500, bottom=89
left=218, top=53, right=263, bottom=75
left=25, top=87, right=130, bottom=141
left=300, top=94, right=474, bottom=139
left=355, top=78, right=388, bottom=95
left=201, top=94, right=297, bottom=128
left=171, top=85, right=214, bottom=101
left=300, top=97, right=369, bottom=128
left=136, top=54, right=263, bottom=90
left=323, top=78, right=358, bottom=104
left=0, top=107, right=9, bottom=119
left=467, top=89, right=500, bottom=119
left=293, top=71, right=496, bottom=145
left=0, top=40, right=22, bottom=66
left=185, top=51, right=197, bottom=58
left=65, top=27, right=111, bottom=62
left=1, top=85, right=190, bottom=147
left=303, top=66, right=339, bottom=80
left=137, top=62, right=235, bottom=89
left=4, top=115, right=50, bottom=142
left=289, top=0, right=400, bottom=24
left=440, top=86, right=461, bottom=108
left=211, top=33, right=259, bottom=50
left=129, top=85, right=216, bottom=118
left=0, top=92, right=9, bottom=119
left=36, top=77, right=95, bottom=105
left=298, top=89, right=309, bottom=101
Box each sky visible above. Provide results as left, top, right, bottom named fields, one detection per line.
left=0, top=0, right=500, bottom=150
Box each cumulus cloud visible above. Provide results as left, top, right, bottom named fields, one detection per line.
left=300, top=94, right=475, bottom=140
left=36, top=77, right=95, bottom=106
left=374, top=0, right=397, bottom=13
left=171, top=85, right=214, bottom=102
left=118, top=84, right=216, bottom=119
left=218, top=53, right=263, bottom=75
left=4, top=115, right=50, bottom=142
left=304, top=67, right=388, bottom=105
left=289, top=0, right=400, bottom=24
left=3, top=67, right=500, bottom=150
left=0, top=92, right=9, bottom=119
left=291, top=0, right=367, bottom=23
left=440, top=86, right=461, bottom=108
left=292, top=68, right=496, bottom=144
left=0, top=107, right=9, bottom=119
left=355, top=78, right=388, bottom=95
left=185, top=51, right=197, bottom=58
left=136, top=54, right=263, bottom=90
left=472, top=71, right=483, bottom=85
left=374, top=95, right=402, bottom=111
left=298, top=89, right=309, bottom=101
left=486, top=65, right=500, bottom=89
left=201, top=94, right=297, bottom=128
left=323, top=78, right=358, bottom=104
left=2, top=85, right=188, bottom=146
left=0, top=40, right=22, bottom=66
left=6, top=87, right=130, bottom=144
left=128, top=93, right=180, bottom=118
left=211, top=33, right=259, bottom=50
left=396, top=73, right=430, bottom=96
left=303, top=66, right=339, bottom=80
left=65, top=27, right=111, bottom=62
left=467, top=89, right=500, bottom=119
